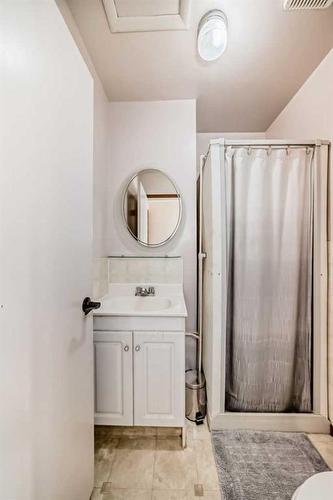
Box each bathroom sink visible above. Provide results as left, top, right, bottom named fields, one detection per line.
left=103, top=296, right=172, bottom=313
left=94, top=284, right=187, bottom=317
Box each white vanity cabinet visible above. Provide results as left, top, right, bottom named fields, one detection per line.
left=93, top=325, right=185, bottom=427
left=94, top=331, right=133, bottom=425
left=133, top=331, right=185, bottom=426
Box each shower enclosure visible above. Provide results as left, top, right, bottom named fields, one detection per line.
left=200, top=139, right=330, bottom=433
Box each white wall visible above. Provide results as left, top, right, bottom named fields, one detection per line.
left=107, top=100, right=197, bottom=332
left=266, top=49, right=333, bottom=422
left=266, top=50, right=333, bottom=145
left=57, top=0, right=109, bottom=258
left=92, top=83, right=109, bottom=258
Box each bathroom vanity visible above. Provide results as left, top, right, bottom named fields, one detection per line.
left=93, top=169, right=188, bottom=438
left=93, top=283, right=187, bottom=429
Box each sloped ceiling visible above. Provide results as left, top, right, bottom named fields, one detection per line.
left=65, top=0, right=333, bottom=132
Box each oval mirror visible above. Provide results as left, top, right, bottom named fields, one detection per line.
left=123, top=169, right=182, bottom=247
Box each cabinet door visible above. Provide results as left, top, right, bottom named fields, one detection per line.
left=134, top=331, right=185, bottom=426
left=94, top=331, right=133, bottom=425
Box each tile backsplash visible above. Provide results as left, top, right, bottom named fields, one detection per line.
left=109, top=257, right=183, bottom=284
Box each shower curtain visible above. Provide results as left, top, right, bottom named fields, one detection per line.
left=225, top=146, right=314, bottom=413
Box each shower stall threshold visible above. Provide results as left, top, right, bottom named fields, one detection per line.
left=208, top=412, right=330, bottom=434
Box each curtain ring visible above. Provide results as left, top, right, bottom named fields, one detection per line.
left=306, top=147, right=311, bottom=155
left=267, top=146, right=272, bottom=156
left=247, top=146, right=251, bottom=155
left=286, top=146, right=290, bottom=156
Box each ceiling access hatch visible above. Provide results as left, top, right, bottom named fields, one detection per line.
left=102, top=0, right=191, bottom=32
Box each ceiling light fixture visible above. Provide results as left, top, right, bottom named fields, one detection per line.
left=197, top=10, right=228, bottom=62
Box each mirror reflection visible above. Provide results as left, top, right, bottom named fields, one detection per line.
left=123, top=169, right=182, bottom=247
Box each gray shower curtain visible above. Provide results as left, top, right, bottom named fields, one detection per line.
left=225, top=146, right=314, bottom=413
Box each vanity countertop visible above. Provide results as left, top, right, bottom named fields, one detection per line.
left=94, top=283, right=187, bottom=318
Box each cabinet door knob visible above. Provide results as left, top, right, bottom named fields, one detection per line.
left=135, top=345, right=141, bottom=352
left=124, top=345, right=129, bottom=352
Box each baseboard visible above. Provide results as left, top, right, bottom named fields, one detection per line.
left=210, top=412, right=330, bottom=434
left=206, top=409, right=213, bottom=430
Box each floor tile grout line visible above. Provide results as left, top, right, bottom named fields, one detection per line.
left=105, top=437, right=120, bottom=483
left=151, top=438, right=157, bottom=498
left=193, top=439, right=201, bottom=495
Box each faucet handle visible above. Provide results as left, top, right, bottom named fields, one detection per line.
left=135, top=286, right=155, bottom=296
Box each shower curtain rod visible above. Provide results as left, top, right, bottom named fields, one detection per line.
left=210, top=139, right=330, bottom=147
left=224, top=144, right=315, bottom=149
left=201, top=144, right=316, bottom=166
left=201, top=140, right=329, bottom=170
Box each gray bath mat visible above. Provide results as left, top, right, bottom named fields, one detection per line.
left=211, top=430, right=330, bottom=500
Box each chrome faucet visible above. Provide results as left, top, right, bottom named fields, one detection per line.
left=135, top=286, right=155, bottom=297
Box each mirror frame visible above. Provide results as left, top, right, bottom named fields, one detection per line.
left=122, top=168, right=182, bottom=248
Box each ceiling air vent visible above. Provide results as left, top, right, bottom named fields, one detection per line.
left=283, top=0, right=333, bottom=9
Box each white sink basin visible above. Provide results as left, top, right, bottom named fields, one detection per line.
left=103, top=296, right=172, bottom=313
left=94, top=284, right=187, bottom=317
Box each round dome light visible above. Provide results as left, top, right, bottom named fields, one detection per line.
left=197, top=10, right=228, bottom=62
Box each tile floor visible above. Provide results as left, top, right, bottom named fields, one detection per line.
left=92, top=421, right=333, bottom=500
